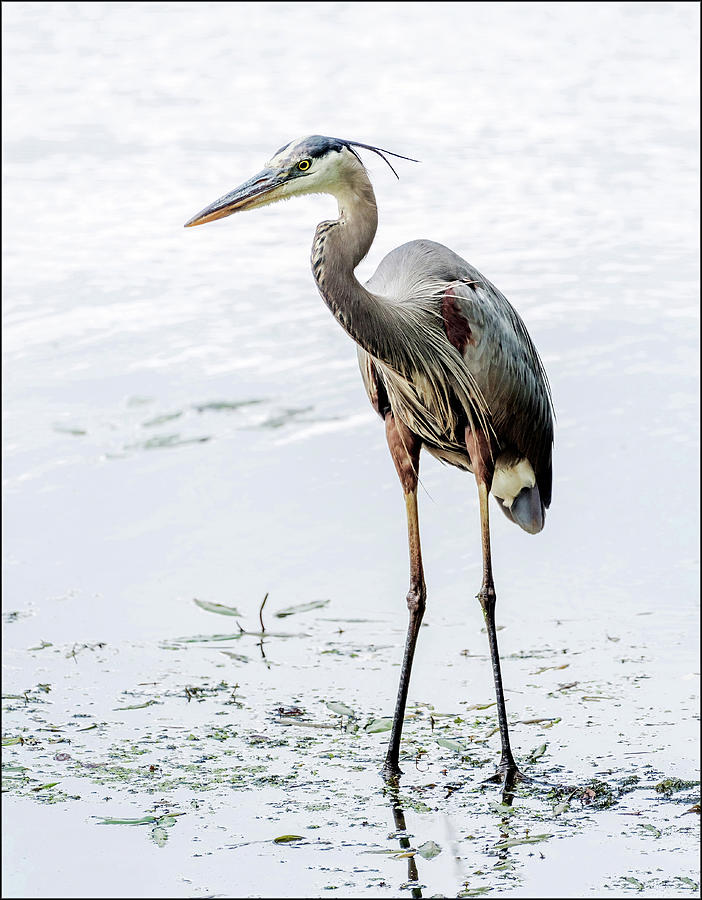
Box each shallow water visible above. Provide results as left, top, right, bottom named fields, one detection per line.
left=2, top=2, right=700, bottom=897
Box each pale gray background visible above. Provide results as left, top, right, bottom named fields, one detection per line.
left=3, top=2, right=699, bottom=897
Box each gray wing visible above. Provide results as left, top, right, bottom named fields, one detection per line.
left=359, top=240, right=554, bottom=507
left=449, top=275, right=554, bottom=507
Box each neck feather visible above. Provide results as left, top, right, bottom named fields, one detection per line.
left=311, top=169, right=405, bottom=364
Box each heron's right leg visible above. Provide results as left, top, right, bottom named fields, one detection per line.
left=466, top=428, right=523, bottom=795
left=382, top=413, right=425, bottom=781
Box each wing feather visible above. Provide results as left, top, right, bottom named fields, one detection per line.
left=358, top=239, right=554, bottom=507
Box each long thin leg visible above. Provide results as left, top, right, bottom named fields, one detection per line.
left=382, top=413, right=425, bottom=781
left=466, top=429, right=522, bottom=788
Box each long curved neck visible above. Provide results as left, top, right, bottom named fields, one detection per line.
left=311, top=170, right=403, bottom=365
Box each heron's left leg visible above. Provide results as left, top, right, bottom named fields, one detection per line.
left=382, top=412, right=425, bottom=781
left=465, top=429, right=523, bottom=789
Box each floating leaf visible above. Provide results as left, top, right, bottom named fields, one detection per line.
left=277, top=718, right=336, bottom=730
left=637, top=824, right=661, bottom=838
left=97, top=815, right=159, bottom=826
left=326, top=701, right=355, bottom=718
left=533, top=663, right=569, bottom=674
left=150, top=826, right=170, bottom=847
left=518, top=717, right=560, bottom=726
left=158, top=815, right=181, bottom=827
left=494, top=833, right=553, bottom=849
left=435, top=738, right=465, bottom=752
left=273, top=834, right=304, bottom=843
left=193, top=599, right=242, bottom=617
left=466, top=701, right=496, bottom=711
left=53, top=424, right=86, bottom=436
left=491, top=801, right=518, bottom=816
left=142, top=412, right=183, bottom=427
left=364, top=718, right=393, bottom=734
left=621, top=876, right=645, bottom=890
left=128, top=434, right=210, bottom=450
left=31, top=782, right=59, bottom=792
left=274, top=599, right=330, bottom=618
left=96, top=813, right=184, bottom=826
left=526, top=743, right=547, bottom=762
left=417, top=840, right=442, bottom=860
left=172, top=632, right=242, bottom=643
left=193, top=400, right=264, bottom=413
left=113, top=700, right=157, bottom=711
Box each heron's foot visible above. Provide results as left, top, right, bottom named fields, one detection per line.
left=478, top=762, right=526, bottom=806
left=381, top=759, right=403, bottom=784
left=482, top=760, right=529, bottom=790
left=483, top=763, right=568, bottom=802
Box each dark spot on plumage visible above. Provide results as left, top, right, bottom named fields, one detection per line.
left=441, top=287, right=474, bottom=354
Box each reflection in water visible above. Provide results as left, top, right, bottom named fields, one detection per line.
left=385, top=786, right=423, bottom=899
left=382, top=782, right=520, bottom=897
left=484, top=765, right=521, bottom=808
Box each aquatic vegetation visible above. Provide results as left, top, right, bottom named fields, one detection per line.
left=2, top=593, right=698, bottom=897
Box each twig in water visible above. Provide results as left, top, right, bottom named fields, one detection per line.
left=259, top=592, right=269, bottom=634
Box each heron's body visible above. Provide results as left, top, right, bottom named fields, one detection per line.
left=186, top=135, right=554, bottom=789
left=356, top=239, right=552, bottom=528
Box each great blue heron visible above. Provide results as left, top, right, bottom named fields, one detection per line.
left=185, top=135, right=554, bottom=789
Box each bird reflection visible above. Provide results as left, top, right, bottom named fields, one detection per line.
left=385, top=786, right=423, bottom=899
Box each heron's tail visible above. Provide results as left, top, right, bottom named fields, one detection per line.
left=496, top=485, right=545, bottom=535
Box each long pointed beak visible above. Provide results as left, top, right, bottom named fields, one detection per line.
left=184, top=168, right=284, bottom=227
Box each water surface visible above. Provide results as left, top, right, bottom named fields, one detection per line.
left=2, top=2, right=699, bottom=897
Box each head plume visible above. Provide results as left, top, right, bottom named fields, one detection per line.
left=339, top=139, right=419, bottom=179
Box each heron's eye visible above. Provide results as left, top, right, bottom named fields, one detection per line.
left=297, top=159, right=311, bottom=171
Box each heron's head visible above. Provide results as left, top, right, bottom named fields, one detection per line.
left=184, top=135, right=416, bottom=227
